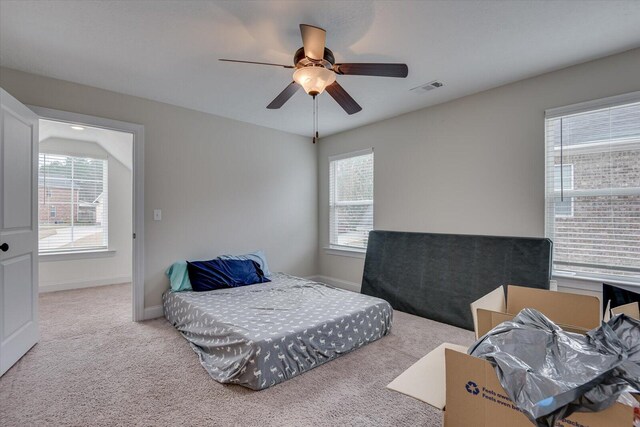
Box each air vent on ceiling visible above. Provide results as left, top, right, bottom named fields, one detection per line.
left=410, top=80, right=444, bottom=94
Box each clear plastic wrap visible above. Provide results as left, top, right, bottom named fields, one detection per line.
left=468, top=308, right=640, bottom=427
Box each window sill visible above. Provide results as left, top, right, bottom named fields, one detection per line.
left=39, top=249, right=116, bottom=262
left=553, top=272, right=640, bottom=293
left=323, top=246, right=366, bottom=259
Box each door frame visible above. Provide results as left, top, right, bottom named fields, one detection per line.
left=29, top=106, right=145, bottom=321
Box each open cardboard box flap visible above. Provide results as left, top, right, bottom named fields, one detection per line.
left=471, top=285, right=601, bottom=338
left=470, top=286, right=506, bottom=336
left=386, top=342, right=468, bottom=409
left=611, top=301, right=640, bottom=319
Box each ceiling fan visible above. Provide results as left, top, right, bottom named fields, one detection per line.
left=220, top=24, right=408, bottom=142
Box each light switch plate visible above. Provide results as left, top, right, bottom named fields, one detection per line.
left=154, top=209, right=162, bottom=221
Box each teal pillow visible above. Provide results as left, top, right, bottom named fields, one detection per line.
left=166, top=261, right=192, bottom=292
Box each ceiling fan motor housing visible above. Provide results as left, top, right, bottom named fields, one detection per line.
left=294, top=47, right=335, bottom=69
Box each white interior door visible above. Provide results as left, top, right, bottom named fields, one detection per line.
left=0, top=88, right=39, bottom=377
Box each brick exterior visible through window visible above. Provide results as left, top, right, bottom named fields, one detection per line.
left=546, top=98, right=640, bottom=283
left=38, top=153, right=108, bottom=253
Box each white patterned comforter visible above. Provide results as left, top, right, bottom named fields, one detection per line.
left=163, top=273, right=393, bottom=390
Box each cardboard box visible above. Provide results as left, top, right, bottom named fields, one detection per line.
left=388, top=285, right=636, bottom=426
left=443, top=348, right=635, bottom=427
left=471, top=285, right=601, bottom=338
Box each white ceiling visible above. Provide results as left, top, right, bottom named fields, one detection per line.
left=40, top=119, right=133, bottom=170
left=2, top=1, right=640, bottom=137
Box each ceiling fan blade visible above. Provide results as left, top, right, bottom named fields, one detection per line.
left=300, top=24, right=326, bottom=60
left=266, top=82, right=300, bottom=109
left=325, top=81, right=362, bottom=115
left=219, top=59, right=294, bottom=69
left=334, top=63, right=408, bottom=78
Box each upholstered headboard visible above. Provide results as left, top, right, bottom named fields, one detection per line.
left=361, top=230, right=552, bottom=331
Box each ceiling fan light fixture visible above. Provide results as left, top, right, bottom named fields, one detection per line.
left=293, top=66, right=335, bottom=96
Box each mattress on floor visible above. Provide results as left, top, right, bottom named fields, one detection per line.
left=163, top=273, right=393, bottom=390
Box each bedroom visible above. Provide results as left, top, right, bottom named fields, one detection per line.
left=0, top=1, right=639, bottom=426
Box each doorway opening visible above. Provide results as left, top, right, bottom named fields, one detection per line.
left=31, top=107, right=144, bottom=321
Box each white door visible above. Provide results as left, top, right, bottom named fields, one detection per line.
left=0, top=88, right=39, bottom=377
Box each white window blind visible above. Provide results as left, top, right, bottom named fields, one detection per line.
left=329, top=149, right=374, bottom=250
left=554, top=164, right=574, bottom=217
left=38, top=153, right=108, bottom=253
left=545, top=94, right=640, bottom=283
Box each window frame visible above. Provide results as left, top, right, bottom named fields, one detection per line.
left=38, top=152, right=109, bottom=255
left=328, top=148, right=374, bottom=253
left=544, top=91, right=640, bottom=285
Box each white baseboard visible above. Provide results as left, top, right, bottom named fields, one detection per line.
left=39, top=276, right=132, bottom=293
left=143, top=305, right=164, bottom=320
left=307, top=275, right=361, bottom=293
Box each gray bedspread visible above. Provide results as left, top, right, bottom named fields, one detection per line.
left=163, top=273, right=393, bottom=390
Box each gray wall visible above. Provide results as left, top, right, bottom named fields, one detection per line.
left=317, top=48, right=640, bottom=289
left=2, top=47, right=638, bottom=307
left=0, top=67, right=318, bottom=309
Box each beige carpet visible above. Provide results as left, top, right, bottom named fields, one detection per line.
left=0, top=283, right=474, bottom=426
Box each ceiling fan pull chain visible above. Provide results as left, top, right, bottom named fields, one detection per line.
left=316, top=96, right=319, bottom=142
left=312, top=94, right=317, bottom=144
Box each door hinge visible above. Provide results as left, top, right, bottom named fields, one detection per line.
left=132, top=233, right=136, bottom=239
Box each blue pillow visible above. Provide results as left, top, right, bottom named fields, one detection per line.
left=218, top=250, right=272, bottom=278
left=186, top=259, right=270, bottom=292
left=166, top=261, right=192, bottom=292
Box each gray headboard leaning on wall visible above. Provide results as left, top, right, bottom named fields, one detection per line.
left=361, top=230, right=552, bottom=331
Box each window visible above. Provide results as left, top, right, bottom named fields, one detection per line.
left=545, top=93, right=640, bottom=283
left=329, top=148, right=374, bottom=250
left=38, top=153, right=108, bottom=253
